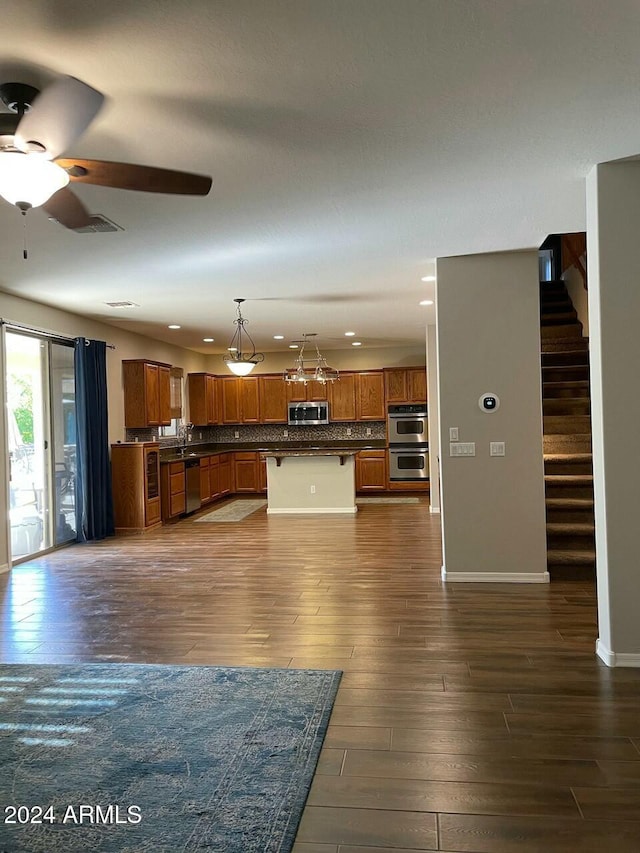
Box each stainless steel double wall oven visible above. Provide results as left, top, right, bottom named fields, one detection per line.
left=387, top=403, right=429, bottom=482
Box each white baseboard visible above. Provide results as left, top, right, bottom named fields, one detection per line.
left=0, top=563, right=9, bottom=575
left=596, top=639, right=640, bottom=668
left=266, top=506, right=358, bottom=515
left=429, top=506, right=441, bottom=514
left=441, top=567, right=550, bottom=583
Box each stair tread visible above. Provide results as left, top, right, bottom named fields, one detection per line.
left=546, top=497, right=594, bottom=508
left=547, top=549, right=596, bottom=565
left=545, top=474, right=593, bottom=483
left=544, top=453, right=593, bottom=463
left=546, top=523, right=595, bottom=535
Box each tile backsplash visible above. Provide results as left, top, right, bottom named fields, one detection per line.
left=126, top=421, right=385, bottom=447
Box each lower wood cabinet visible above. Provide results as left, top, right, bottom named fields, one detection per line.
left=112, top=443, right=162, bottom=532
left=199, top=456, right=211, bottom=503
left=356, top=449, right=387, bottom=492
left=219, top=453, right=233, bottom=496
left=161, top=460, right=186, bottom=521
left=234, top=451, right=260, bottom=492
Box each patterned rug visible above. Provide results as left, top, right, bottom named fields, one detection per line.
left=357, top=496, right=421, bottom=504
left=194, top=499, right=267, bottom=522
left=0, top=663, right=341, bottom=852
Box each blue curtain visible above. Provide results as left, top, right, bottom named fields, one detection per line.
left=74, top=338, right=114, bottom=541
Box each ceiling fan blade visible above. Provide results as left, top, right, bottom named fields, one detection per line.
left=15, top=76, right=104, bottom=158
left=42, top=186, right=92, bottom=229
left=55, top=158, right=212, bottom=195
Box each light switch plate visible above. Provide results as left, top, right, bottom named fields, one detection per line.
left=490, top=441, right=506, bottom=456
left=449, top=427, right=459, bottom=441
left=450, top=442, right=475, bottom=456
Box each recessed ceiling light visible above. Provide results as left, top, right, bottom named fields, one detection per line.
left=420, top=300, right=434, bottom=306
left=421, top=275, right=436, bottom=282
left=345, top=331, right=356, bottom=337
left=352, top=341, right=362, bottom=347
left=203, top=337, right=214, bottom=343
left=273, top=335, right=284, bottom=340
left=289, top=344, right=299, bottom=349
left=168, top=324, right=181, bottom=329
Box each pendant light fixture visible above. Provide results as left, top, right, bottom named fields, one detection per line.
left=283, top=333, right=339, bottom=385
left=223, top=298, right=264, bottom=376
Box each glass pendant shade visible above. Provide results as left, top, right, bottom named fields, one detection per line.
left=283, top=334, right=339, bottom=384
left=223, top=299, right=264, bottom=376
left=0, top=153, right=69, bottom=208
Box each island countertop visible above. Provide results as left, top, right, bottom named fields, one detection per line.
left=261, top=448, right=360, bottom=466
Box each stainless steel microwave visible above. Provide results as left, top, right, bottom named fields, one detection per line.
left=287, top=401, right=329, bottom=425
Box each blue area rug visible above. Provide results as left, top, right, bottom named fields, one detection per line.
left=0, top=663, right=341, bottom=852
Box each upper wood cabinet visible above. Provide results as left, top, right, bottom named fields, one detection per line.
left=328, top=372, right=357, bottom=421
left=169, top=367, right=183, bottom=420
left=384, top=367, right=427, bottom=404
left=356, top=371, right=385, bottom=420
left=259, top=375, right=288, bottom=423
left=240, top=377, right=260, bottom=423
left=123, top=360, right=172, bottom=428
left=220, top=376, right=241, bottom=423
left=188, top=373, right=218, bottom=425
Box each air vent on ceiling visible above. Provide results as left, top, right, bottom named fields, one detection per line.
left=104, top=301, right=139, bottom=309
left=48, top=213, right=124, bottom=233
left=74, top=215, right=124, bottom=233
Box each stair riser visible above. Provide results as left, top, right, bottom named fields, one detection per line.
left=543, top=401, right=591, bottom=416
left=542, top=350, right=590, bottom=366
left=544, top=462, right=593, bottom=475
left=547, top=534, right=596, bottom=550
left=545, top=484, right=594, bottom=500
left=544, top=415, right=591, bottom=434
left=541, top=340, right=589, bottom=354
left=546, top=508, right=595, bottom=524
left=548, top=565, right=597, bottom=581
left=541, top=324, right=583, bottom=340
left=542, top=367, right=589, bottom=382
left=542, top=384, right=590, bottom=399
left=540, top=313, right=579, bottom=326
left=543, top=435, right=592, bottom=454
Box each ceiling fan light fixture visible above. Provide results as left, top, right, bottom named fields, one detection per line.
left=0, top=152, right=69, bottom=208
left=223, top=298, right=264, bottom=376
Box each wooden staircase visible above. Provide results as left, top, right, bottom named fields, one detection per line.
left=540, top=280, right=596, bottom=579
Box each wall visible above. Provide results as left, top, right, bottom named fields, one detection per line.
left=563, top=264, right=589, bottom=337
left=436, top=250, right=548, bottom=582
left=205, top=345, right=426, bottom=374
left=426, top=325, right=440, bottom=512
left=586, top=161, right=640, bottom=665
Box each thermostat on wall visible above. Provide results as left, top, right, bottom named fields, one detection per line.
left=479, top=393, right=500, bottom=412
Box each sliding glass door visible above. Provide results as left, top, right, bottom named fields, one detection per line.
left=5, top=330, right=76, bottom=561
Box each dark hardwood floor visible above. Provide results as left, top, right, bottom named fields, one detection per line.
left=2, top=498, right=640, bottom=852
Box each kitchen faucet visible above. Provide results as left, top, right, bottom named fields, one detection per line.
left=177, top=422, right=194, bottom=456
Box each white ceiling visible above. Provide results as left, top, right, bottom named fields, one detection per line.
left=1, top=0, right=639, bottom=353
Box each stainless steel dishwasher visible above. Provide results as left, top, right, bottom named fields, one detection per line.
left=185, top=458, right=201, bottom=514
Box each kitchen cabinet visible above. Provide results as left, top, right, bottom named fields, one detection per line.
left=122, top=360, right=171, bottom=428
left=111, top=442, right=162, bottom=532
left=199, top=456, right=211, bottom=503
left=384, top=367, right=427, bottom=404
left=259, top=456, right=268, bottom=492
left=161, top=460, right=186, bottom=520
left=233, top=451, right=260, bottom=492
left=259, top=375, right=288, bottom=423
left=209, top=455, right=221, bottom=500
left=240, top=377, right=260, bottom=423
left=219, top=453, right=233, bottom=496
left=285, top=381, right=330, bottom=404
left=220, top=377, right=241, bottom=423
left=169, top=367, right=183, bottom=420
left=188, top=373, right=218, bottom=425
left=355, top=449, right=387, bottom=492
left=328, top=372, right=357, bottom=421
left=219, top=376, right=260, bottom=423
left=356, top=371, right=385, bottom=420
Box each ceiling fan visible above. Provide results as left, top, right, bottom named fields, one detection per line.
left=0, top=75, right=212, bottom=229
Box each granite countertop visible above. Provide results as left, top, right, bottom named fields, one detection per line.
left=260, top=449, right=360, bottom=458
left=160, top=439, right=385, bottom=463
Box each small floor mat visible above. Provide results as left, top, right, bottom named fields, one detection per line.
left=357, top=496, right=421, bottom=504
left=194, top=499, right=267, bottom=522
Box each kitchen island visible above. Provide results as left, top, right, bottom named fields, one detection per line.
left=261, top=449, right=358, bottom=514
